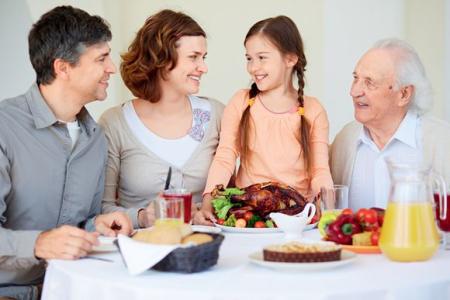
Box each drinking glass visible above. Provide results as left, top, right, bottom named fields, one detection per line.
left=154, top=196, right=184, bottom=225
left=433, top=185, right=450, bottom=250
left=162, top=188, right=192, bottom=223
left=320, top=185, right=349, bottom=210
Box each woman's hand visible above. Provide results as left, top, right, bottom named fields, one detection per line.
left=138, top=202, right=156, bottom=228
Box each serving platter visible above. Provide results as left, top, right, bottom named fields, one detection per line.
left=341, top=244, right=381, bottom=254
left=214, top=222, right=317, bottom=233
left=248, top=250, right=357, bottom=271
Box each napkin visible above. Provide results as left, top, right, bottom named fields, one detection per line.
left=117, top=234, right=180, bottom=275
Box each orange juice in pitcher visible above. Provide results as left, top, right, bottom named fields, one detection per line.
left=380, top=202, right=439, bottom=261
left=379, top=157, right=445, bottom=262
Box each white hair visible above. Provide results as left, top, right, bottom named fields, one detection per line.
left=372, top=38, right=432, bottom=115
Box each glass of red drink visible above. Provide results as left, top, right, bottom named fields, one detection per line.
left=163, top=188, right=192, bottom=224
left=433, top=189, right=450, bottom=250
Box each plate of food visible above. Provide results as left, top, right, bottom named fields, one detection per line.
left=214, top=222, right=317, bottom=233
left=249, top=241, right=357, bottom=271
left=341, top=244, right=381, bottom=254
left=318, top=208, right=384, bottom=254
left=210, top=183, right=321, bottom=233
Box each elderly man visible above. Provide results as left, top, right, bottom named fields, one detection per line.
left=0, top=6, right=132, bottom=298
left=331, top=38, right=450, bottom=210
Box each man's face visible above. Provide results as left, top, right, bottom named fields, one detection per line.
left=67, top=42, right=116, bottom=104
left=350, top=49, right=405, bottom=129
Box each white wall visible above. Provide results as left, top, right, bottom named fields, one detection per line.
left=0, top=0, right=34, bottom=100
left=323, top=0, right=405, bottom=138
left=1, top=0, right=448, bottom=139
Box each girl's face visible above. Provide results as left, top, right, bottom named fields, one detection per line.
left=163, top=35, right=208, bottom=97
left=245, top=34, right=296, bottom=92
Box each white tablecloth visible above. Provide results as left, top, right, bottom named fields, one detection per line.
left=41, top=230, right=450, bottom=300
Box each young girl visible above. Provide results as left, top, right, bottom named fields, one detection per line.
left=193, top=16, right=333, bottom=225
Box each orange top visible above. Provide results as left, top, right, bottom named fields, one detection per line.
left=204, top=89, right=333, bottom=196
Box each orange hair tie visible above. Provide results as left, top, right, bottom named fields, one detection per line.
left=297, top=106, right=305, bottom=116
left=248, top=97, right=255, bottom=107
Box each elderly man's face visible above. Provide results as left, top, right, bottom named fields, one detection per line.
left=350, top=49, right=405, bottom=128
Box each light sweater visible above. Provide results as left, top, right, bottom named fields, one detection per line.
left=204, top=89, right=333, bottom=196
left=330, top=115, right=450, bottom=202
left=98, top=98, right=224, bottom=228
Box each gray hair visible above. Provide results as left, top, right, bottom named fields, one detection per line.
left=371, top=38, right=432, bottom=115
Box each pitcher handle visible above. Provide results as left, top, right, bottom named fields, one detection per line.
left=303, top=203, right=317, bottom=223
left=432, top=171, right=447, bottom=220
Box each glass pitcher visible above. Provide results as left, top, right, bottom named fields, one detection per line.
left=379, top=157, right=446, bottom=262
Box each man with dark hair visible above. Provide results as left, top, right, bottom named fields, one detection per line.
left=0, top=6, right=132, bottom=298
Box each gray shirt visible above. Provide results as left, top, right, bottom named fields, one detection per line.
left=0, top=84, right=107, bottom=285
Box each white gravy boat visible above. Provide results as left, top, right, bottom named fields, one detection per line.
left=269, top=203, right=316, bottom=240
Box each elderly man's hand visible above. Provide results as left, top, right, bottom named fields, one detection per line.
left=34, top=225, right=99, bottom=260
left=95, top=211, right=133, bottom=237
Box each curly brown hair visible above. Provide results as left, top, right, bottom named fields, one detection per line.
left=241, top=16, right=311, bottom=172
left=121, top=10, right=205, bottom=102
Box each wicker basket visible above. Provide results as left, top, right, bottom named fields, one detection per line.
left=152, top=233, right=224, bottom=273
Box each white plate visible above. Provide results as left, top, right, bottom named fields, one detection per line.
left=92, top=236, right=118, bottom=253
left=214, top=222, right=317, bottom=234
left=248, top=250, right=357, bottom=271
left=191, top=225, right=222, bottom=234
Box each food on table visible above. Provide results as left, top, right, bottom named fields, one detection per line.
left=352, top=231, right=372, bottom=246
left=318, top=210, right=339, bottom=236
left=319, top=207, right=385, bottom=247
left=263, top=241, right=342, bottom=263
left=211, top=182, right=321, bottom=228
left=132, top=223, right=198, bottom=245
left=181, top=233, right=213, bottom=245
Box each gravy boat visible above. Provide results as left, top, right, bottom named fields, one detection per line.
left=269, top=203, right=316, bottom=241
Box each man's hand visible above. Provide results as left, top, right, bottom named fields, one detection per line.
left=34, top=225, right=99, bottom=260
left=138, top=201, right=156, bottom=228
left=95, top=211, right=132, bottom=236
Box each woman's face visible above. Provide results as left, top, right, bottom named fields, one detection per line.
left=245, top=34, right=295, bottom=92
left=163, top=35, right=208, bottom=96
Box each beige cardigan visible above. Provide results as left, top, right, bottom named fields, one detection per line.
left=98, top=98, right=224, bottom=228
left=330, top=116, right=450, bottom=190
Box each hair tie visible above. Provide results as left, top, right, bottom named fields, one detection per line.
left=248, top=97, right=255, bottom=107
left=297, top=106, right=305, bottom=116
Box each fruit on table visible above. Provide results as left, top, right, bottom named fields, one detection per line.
left=352, top=231, right=372, bottom=246
left=326, top=214, right=362, bottom=245
left=318, top=211, right=339, bottom=237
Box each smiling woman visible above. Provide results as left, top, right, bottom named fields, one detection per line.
left=98, top=9, right=224, bottom=229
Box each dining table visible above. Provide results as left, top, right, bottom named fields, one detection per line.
left=41, top=228, right=450, bottom=300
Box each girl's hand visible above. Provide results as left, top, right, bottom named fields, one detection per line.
left=192, top=209, right=216, bottom=226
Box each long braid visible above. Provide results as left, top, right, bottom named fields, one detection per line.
left=296, top=63, right=311, bottom=173
left=239, top=83, right=259, bottom=168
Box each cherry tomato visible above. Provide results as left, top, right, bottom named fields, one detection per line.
left=235, top=218, right=247, bottom=228
left=217, top=218, right=225, bottom=225
left=341, top=208, right=353, bottom=215
left=356, top=208, right=368, bottom=223
left=254, top=221, right=266, bottom=228
left=364, top=209, right=378, bottom=224
left=371, top=230, right=380, bottom=246
left=243, top=211, right=254, bottom=222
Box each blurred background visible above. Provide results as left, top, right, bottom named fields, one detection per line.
left=1, top=0, right=449, bottom=138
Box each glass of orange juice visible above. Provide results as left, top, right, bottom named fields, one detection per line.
left=379, top=157, right=444, bottom=262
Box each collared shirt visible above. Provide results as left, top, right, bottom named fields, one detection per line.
left=349, top=112, right=422, bottom=210
left=0, top=84, right=107, bottom=285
